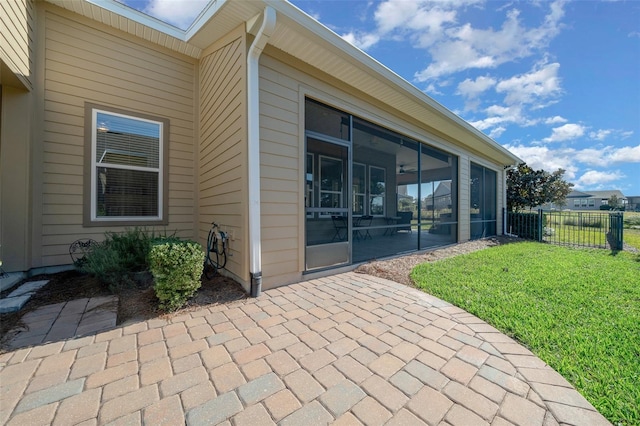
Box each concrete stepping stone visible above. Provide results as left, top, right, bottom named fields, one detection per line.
left=0, top=280, right=49, bottom=313
left=0, top=295, right=32, bottom=314
left=8, top=280, right=49, bottom=297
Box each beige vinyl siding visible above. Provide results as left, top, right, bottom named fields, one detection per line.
left=198, top=28, right=248, bottom=286
left=258, top=59, right=302, bottom=285
left=0, top=0, right=33, bottom=88
left=39, top=6, right=196, bottom=267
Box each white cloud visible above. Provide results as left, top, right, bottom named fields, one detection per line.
left=456, top=75, right=496, bottom=97
left=340, top=0, right=467, bottom=51
left=374, top=0, right=460, bottom=41
left=502, top=143, right=640, bottom=188
left=456, top=75, right=497, bottom=110
left=341, top=32, right=380, bottom=50
left=608, top=145, right=640, bottom=162
left=503, top=144, right=577, bottom=179
left=414, top=1, right=565, bottom=81
left=574, top=148, right=610, bottom=167
left=576, top=170, right=625, bottom=187
left=489, top=126, right=506, bottom=139
left=545, top=116, right=568, bottom=124
left=341, top=0, right=565, bottom=80
left=143, top=0, right=208, bottom=29
left=496, top=62, right=561, bottom=106
left=470, top=103, right=539, bottom=131
left=573, top=145, right=640, bottom=167
left=543, top=123, right=586, bottom=142
left=589, top=129, right=612, bottom=141
left=463, top=62, right=562, bottom=134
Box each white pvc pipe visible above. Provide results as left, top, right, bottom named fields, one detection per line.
left=247, top=7, right=276, bottom=280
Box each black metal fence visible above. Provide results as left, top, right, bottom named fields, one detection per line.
left=504, top=209, right=624, bottom=250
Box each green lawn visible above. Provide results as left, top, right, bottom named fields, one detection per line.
left=625, top=229, right=640, bottom=250
left=624, top=212, right=640, bottom=250
left=411, top=242, right=640, bottom=425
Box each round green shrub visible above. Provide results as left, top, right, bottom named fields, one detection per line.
left=149, top=241, right=205, bottom=311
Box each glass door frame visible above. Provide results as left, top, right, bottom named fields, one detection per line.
left=304, top=130, right=353, bottom=271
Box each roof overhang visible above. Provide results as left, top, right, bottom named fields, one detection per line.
left=46, top=0, right=521, bottom=167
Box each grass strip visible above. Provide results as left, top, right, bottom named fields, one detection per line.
left=624, top=228, right=640, bottom=250
left=411, top=242, right=640, bottom=425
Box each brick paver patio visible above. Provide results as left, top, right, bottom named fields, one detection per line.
left=0, top=272, right=609, bottom=425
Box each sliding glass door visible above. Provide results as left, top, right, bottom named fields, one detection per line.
left=305, top=136, right=351, bottom=270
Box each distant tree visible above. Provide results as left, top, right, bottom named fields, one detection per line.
left=543, top=168, right=574, bottom=209
left=608, top=194, right=619, bottom=209
left=507, top=163, right=573, bottom=212
left=397, top=195, right=416, bottom=215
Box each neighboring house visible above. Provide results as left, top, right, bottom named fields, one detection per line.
left=627, top=196, right=640, bottom=212
left=1, top=0, right=520, bottom=293
left=560, top=190, right=628, bottom=211
left=424, top=181, right=452, bottom=212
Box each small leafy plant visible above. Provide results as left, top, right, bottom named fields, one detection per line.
left=81, top=228, right=154, bottom=291
left=149, top=241, right=204, bottom=311
left=80, top=228, right=179, bottom=292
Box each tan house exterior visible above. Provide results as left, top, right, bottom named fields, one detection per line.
left=1, top=0, right=520, bottom=293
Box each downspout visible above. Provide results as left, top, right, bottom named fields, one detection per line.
left=247, top=7, right=276, bottom=297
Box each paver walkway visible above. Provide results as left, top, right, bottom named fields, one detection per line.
left=0, top=272, right=609, bottom=425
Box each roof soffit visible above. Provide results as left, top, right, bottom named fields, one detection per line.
left=46, top=0, right=202, bottom=58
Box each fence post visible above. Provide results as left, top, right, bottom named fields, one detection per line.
left=611, top=213, right=624, bottom=251
left=537, top=209, right=543, bottom=242
left=620, top=213, right=625, bottom=250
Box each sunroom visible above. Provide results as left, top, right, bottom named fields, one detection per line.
left=304, top=98, right=463, bottom=271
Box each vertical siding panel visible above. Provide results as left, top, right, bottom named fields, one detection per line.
left=40, top=9, right=196, bottom=267
left=198, top=32, right=249, bottom=285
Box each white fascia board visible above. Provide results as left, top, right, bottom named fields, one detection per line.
left=85, top=0, right=187, bottom=40
left=185, top=0, right=228, bottom=39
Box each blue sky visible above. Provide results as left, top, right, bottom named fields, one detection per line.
left=120, top=0, right=640, bottom=196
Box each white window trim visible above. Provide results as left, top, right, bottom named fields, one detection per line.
left=90, top=108, right=164, bottom=222
left=369, top=165, right=386, bottom=217
left=353, top=162, right=366, bottom=216
left=306, top=153, right=314, bottom=218
left=319, top=155, right=343, bottom=217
